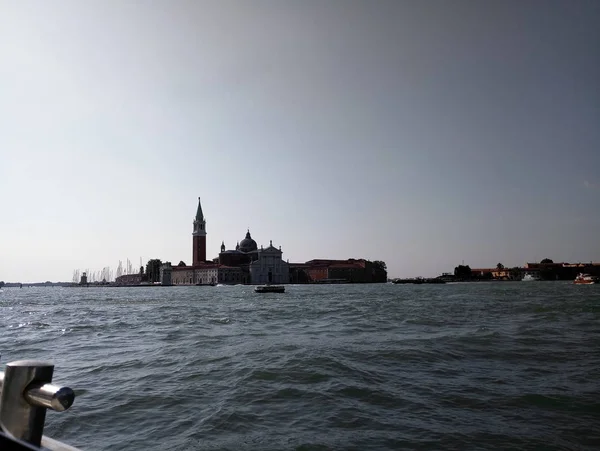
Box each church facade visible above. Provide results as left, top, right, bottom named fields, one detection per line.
left=167, top=198, right=290, bottom=285
left=250, top=241, right=289, bottom=284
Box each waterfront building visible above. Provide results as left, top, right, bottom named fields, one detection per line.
left=171, top=266, right=194, bottom=285
left=249, top=241, right=289, bottom=284
left=289, top=259, right=387, bottom=283
left=465, top=262, right=600, bottom=281
left=167, top=198, right=289, bottom=285
left=526, top=262, right=600, bottom=280
left=328, top=261, right=372, bottom=283
left=159, top=263, right=172, bottom=286
left=215, top=266, right=244, bottom=284
left=470, top=267, right=520, bottom=280
left=164, top=197, right=386, bottom=285
left=170, top=264, right=244, bottom=285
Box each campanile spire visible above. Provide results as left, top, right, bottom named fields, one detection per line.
left=193, top=197, right=206, bottom=236
left=192, top=197, right=207, bottom=265
left=195, top=197, right=204, bottom=222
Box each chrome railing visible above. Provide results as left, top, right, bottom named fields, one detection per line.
left=0, top=360, right=79, bottom=450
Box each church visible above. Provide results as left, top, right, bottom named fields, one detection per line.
left=167, top=198, right=289, bottom=285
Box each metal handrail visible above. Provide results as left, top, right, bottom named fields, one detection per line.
left=0, top=360, right=80, bottom=450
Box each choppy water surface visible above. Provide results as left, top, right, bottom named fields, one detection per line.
left=1, top=283, right=599, bottom=450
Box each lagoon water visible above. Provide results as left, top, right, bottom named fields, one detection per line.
left=1, top=283, right=599, bottom=450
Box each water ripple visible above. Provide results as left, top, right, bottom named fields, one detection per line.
left=1, top=283, right=599, bottom=450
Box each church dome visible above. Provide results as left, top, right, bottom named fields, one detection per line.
left=239, top=230, right=258, bottom=253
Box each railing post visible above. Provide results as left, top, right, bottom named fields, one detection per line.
left=0, top=360, right=58, bottom=446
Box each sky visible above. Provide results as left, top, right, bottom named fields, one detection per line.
left=1, top=0, right=599, bottom=282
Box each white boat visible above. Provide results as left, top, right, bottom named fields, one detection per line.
left=254, top=285, right=285, bottom=293
left=522, top=273, right=541, bottom=281
left=574, top=273, right=597, bottom=285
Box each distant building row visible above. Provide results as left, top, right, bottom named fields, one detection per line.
left=468, top=261, right=600, bottom=281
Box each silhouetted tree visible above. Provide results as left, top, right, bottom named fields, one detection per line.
left=0, top=281, right=4, bottom=289
left=373, top=261, right=387, bottom=271
left=496, top=263, right=504, bottom=270
left=371, top=260, right=388, bottom=282
left=177, top=261, right=187, bottom=267
left=510, top=267, right=521, bottom=280
left=145, top=259, right=163, bottom=283
left=454, top=265, right=472, bottom=280
left=540, top=258, right=554, bottom=264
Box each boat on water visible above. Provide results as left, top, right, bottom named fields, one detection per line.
left=574, top=273, right=598, bottom=285
left=254, top=285, right=285, bottom=293
left=522, top=272, right=541, bottom=281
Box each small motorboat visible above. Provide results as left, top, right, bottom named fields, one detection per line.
left=574, top=273, right=598, bottom=285
left=254, top=285, right=285, bottom=293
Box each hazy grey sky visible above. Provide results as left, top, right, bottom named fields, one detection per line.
left=1, top=0, right=599, bottom=282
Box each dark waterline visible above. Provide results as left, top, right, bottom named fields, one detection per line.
left=1, top=283, right=599, bottom=450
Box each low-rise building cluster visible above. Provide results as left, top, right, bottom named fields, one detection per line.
left=458, top=261, right=600, bottom=281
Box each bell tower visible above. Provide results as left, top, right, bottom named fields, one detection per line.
left=192, top=197, right=207, bottom=266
